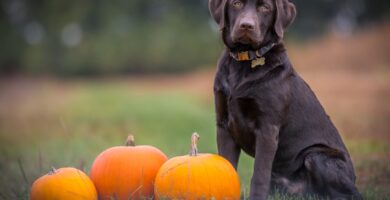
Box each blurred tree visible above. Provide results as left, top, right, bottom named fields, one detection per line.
left=0, top=0, right=388, bottom=75
left=292, top=0, right=390, bottom=39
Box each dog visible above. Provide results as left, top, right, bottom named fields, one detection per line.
left=208, top=0, right=362, bottom=199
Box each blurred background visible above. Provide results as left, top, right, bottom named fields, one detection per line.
left=0, top=0, right=389, bottom=199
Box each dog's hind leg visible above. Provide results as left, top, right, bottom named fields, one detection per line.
left=304, top=148, right=362, bottom=200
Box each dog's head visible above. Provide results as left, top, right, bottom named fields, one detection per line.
left=209, top=0, right=296, bottom=50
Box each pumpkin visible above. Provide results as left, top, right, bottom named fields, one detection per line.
left=90, top=135, right=168, bottom=200
left=30, top=167, right=97, bottom=200
left=154, top=133, right=241, bottom=200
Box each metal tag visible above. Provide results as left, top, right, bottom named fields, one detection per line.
left=251, top=57, right=266, bottom=68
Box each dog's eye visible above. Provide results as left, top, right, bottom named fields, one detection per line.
left=258, top=4, right=271, bottom=12
left=232, top=1, right=243, bottom=9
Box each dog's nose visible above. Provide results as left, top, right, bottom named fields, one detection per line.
left=240, top=23, right=253, bottom=30
left=239, top=16, right=255, bottom=30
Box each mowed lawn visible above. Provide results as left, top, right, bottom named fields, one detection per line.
left=0, top=75, right=255, bottom=199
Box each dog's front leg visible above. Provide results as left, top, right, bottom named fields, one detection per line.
left=250, top=125, right=279, bottom=200
left=215, top=91, right=241, bottom=169
left=217, top=124, right=241, bottom=169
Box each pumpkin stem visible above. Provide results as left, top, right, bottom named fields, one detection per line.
left=48, top=167, right=57, bottom=175
left=126, top=134, right=136, bottom=146
left=189, top=132, right=200, bottom=156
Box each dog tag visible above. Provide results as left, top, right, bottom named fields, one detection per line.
left=251, top=57, right=266, bottom=68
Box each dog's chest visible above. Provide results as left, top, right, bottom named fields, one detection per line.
left=224, top=71, right=266, bottom=155
left=226, top=94, right=258, bottom=155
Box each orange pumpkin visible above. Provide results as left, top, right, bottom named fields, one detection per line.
left=154, top=133, right=241, bottom=200
left=30, top=167, right=97, bottom=200
left=90, top=135, right=167, bottom=200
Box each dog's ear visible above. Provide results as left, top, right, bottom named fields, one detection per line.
left=209, top=0, right=227, bottom=30
left=274, top=0, right=296, bottom=39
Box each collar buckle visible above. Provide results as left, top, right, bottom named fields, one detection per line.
left=237, top=51, right=250, bottom=61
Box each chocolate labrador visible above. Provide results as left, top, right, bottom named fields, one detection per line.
left=209, top=0, right=362, bottom=199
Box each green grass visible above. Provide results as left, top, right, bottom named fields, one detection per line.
left=0, top=79, right=388, bottom=199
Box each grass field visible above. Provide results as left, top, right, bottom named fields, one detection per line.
left=1, top=26, right=389, bottom=199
